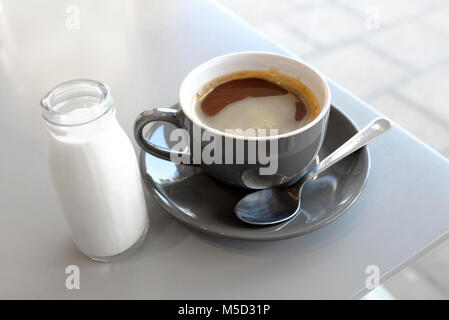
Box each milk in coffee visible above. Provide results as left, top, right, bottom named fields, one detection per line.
left=193, top=70, right=319, bottom=136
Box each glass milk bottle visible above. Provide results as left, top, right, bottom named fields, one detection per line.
left=40, top=79, right=149, bottom=261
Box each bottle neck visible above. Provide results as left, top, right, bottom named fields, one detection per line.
left=44, top=107, right=117, bottom=142
left=41, top=79, right=115, bottom=140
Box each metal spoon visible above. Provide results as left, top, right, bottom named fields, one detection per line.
left=235, top=117, right=391, bottom=225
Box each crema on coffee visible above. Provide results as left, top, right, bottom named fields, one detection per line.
left=193, top=70, right=320, bottom=136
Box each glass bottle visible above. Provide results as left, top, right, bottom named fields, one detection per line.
left=40, top=79, right=148, bottom=261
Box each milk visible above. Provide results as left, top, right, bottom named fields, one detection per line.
left=195, top=94, right=311, bottom=135
left=47, top=110, right=148, bottom=259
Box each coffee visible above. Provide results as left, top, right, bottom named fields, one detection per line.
left=193, top=70, right=319, bottom=136
left=135, top=51, right=331, bottom=189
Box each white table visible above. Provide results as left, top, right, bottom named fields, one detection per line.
left=1, top=0, right=449, bottom=299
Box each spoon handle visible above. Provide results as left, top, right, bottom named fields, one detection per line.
left=308, top=117, right=391, bottom=178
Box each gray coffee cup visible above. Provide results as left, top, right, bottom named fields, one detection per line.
left=134, top=52, right=331, bottom=189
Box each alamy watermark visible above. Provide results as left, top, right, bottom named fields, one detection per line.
left=169, top=125, right=279, bottom=175
left=365, top=264, right=380, bottom=290
left=65, top=5, right=80, bottom=31
left=365, top=6, right=381, bottom=30
left=65, top=265, right=80, bottom=290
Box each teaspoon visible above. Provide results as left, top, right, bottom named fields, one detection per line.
left=234, top=117, right=391, bottom=225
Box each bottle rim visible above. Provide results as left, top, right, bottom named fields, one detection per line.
left=40, top=79, right=114, bottom=126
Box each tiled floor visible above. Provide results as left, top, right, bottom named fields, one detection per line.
left=215, top=0, right=449, bottom=299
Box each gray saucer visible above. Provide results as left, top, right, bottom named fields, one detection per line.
left=140, top=106, right=370, bottom=240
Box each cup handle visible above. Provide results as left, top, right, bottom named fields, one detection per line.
left=134, top=104, right=192, bottom=163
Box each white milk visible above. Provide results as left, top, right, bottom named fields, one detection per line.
left=41, top=80, right=148, bottom=260
left=195, top=94, right=311, bottom=136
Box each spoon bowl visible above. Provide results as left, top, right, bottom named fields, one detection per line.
left=235, top=185, right=301, bottom=225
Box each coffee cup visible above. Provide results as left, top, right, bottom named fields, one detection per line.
left=134, top=52, right=331, bottom=189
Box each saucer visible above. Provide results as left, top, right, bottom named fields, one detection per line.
left=140, top=106, right=370, bottom=240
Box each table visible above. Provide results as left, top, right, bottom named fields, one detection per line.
left=1, top=0, right=449, bottom=299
